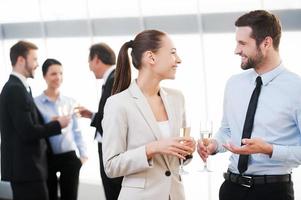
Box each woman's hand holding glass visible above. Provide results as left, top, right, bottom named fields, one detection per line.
left=181, top=137, right=196, bottom=153
left=146, top=137, right=195, bottom=160
left=179, top=127, right=194, bottom=174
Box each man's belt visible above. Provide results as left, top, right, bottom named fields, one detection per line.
left=223, top=171, right=291, bottom=188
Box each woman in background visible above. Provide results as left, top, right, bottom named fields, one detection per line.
left=35, top=58, right=88, bottom=200
left=102, top=30, right=195, bottom=200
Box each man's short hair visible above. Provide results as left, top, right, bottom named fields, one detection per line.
left=235, top=10, right=282, bottom=51
left=10, top=41, right=38, bottom=66
left=89, top=43, right=116, bottom=65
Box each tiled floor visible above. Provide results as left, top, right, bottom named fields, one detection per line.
left=0, top=180, right=106, bottom=200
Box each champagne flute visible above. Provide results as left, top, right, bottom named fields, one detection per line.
left=58, top=104, right=72, bottom=116
left=57, top=103, right=73, bottom=133
left=179, top=127, right=191, bottom=175
left=72, top=101, right=81, bottom=117
left=199, top=120, right=213, bottom=172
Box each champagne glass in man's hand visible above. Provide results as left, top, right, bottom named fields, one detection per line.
left=57, top=104, right=72, bottom=133
left=56, top=116, right=71, bottom=129
left=199, top=120, right=213, bottom=172
left=74, top=106, right=93, bottom=119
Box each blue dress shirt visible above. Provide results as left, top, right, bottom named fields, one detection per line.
left=215, top=64, right=301, bottom=175
left=35, top=93, right=88, bottom=158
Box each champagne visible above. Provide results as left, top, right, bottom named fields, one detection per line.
left=180, top=127, right=191, bottom=137
left=200, top=131, right=212, bottom=146
left=178, top=127, right=191, bottom=175
left=199, top=120, right=213, bottom=172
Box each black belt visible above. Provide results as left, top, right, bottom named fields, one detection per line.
left=223, top=171, right=291, bottom=188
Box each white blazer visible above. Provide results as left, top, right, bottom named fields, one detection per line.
left=102, top=81, right=187, bottom=200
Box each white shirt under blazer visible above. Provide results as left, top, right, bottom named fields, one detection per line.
left=102, top=80, right=187, bottom=200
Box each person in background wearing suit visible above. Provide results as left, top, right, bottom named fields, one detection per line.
left=0, top=41, right=70, bottom=200
left=197, top=10, right=301, bottom=200
left=102, top=30, right=196, bottom=200
left=35, top=58, right=88, bottom=200
left=77, top=43, right=123, bottom=200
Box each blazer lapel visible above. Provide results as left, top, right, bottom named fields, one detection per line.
left=159, top=88, right=178, bottom=137
left=129, top=81, right=179, bottom=169
left=159, top=88, right=180, bottom=166
left=128, top=81, right=163, bottom=140
left=10, top=75, right=43, bottom=124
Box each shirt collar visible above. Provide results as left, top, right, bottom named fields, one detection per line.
left=103, top=66, right=115, bottom=84
left=11, top=71, right=30, bottom=90
left=250, top=62, right=285, bottom=86
left=40, top=91, right=62, bottom=103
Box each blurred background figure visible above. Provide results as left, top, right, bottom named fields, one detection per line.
left=35, top=58, right=88, bottom=200
left=102, top=30, right=196, bottom=200
left=0, top=41, right=70, bottom=200
left=77, top=43, right=123, bottom=200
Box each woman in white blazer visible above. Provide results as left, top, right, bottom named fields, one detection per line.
left=102, top=30, right=196, bottom=200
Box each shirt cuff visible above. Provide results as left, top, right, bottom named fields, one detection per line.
left=183, top=154, right=193, bottom=165
left=79, top=150, right=88, bottom=158
left=271, top=144, right=289, bottom=161
left=128, top=145, right=153, bottom=170
left=147, top=158, right=154, bottom=167
left=91, top=113, right=96, bottom=122
left=215, top=139, right=225, bottom=153
left=144, top=145, right=154, bottom=167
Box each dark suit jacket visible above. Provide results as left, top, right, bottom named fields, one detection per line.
left=91, top=69, right=115, bottom=136
left=0, top=75, right=62, bottom=182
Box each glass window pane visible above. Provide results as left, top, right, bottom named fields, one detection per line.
left=0, top=41, right=10, bottom=89
left=88, top=0, right=140, bottom=18
left=198, top=0, right=262, bottom=13
left=280, top=31, right=301, bottom=75
left=41, top=0, right=87, bottom=21
left=93, top=35, right=139, bottom=78
left=141, top=0, right=198, bottom=16
left=264, top=0, right=301, bottom=10
left=0, top=0, right=40, bottom=23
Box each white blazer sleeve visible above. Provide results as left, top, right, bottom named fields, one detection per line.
left=102, top=97, right=151, bottom=178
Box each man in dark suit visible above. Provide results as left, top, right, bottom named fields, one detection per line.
left=0, top=41, right=70, bottom=200
left=77, top=43, right=122, bottom=200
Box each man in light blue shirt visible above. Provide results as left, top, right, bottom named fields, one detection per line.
left=198, top=10, right=300, bottom=200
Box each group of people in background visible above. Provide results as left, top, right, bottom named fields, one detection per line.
left=1, top=9, right=301, bottom=200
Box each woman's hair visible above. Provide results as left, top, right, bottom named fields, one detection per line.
left=112, top=29, right=166, bottom=95
left=42, top=58, right=62, bottom=76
